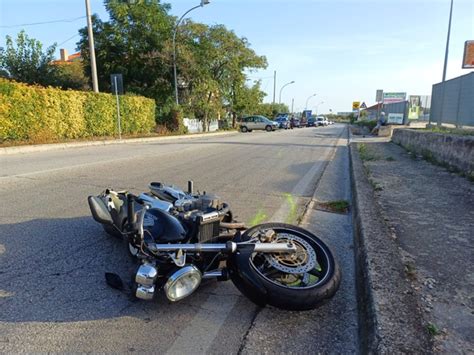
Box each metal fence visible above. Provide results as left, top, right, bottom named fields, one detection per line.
left=430, top=72, right=474, bottom=127
left=364, top=101, right=408, bottom=124
left=183, top=118, right=219, bottom=133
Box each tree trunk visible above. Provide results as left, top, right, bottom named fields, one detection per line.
left=203, top=112, right=208, bottom=132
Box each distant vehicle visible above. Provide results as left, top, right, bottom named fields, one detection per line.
left=275, top=113, right=289, bottom=120
left=289, top=117, right=301, bottom=128
left=239, top=115, right=279, bottom=132
left=316, top=116, right=328, bottom=126
left=275, top=117, right=290, bottom=129
left=307, top=117, right=316, bottom=127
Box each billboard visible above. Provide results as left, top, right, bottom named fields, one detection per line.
left=303, top=110, right=312, bottom=119
left=387, top=113, right=404, bottom=124
left=408, top=95, right=431, bottom=120
left=383, top=92, right=406, bottom=104
left=462, top=40, right=474, bottom=69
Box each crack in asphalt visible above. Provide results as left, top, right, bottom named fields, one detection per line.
left=237, top=307, right=263, bottom=355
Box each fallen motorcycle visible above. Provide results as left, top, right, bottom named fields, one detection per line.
left=88, top=181, right=340, bottom=310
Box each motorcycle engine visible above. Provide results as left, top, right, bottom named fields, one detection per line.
left=175, top=194, right=223, bottom=243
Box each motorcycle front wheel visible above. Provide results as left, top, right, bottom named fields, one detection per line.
left=230, top=223, right=341, bottom=311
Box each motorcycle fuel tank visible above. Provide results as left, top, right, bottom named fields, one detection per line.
left=142, top=208, right=188, bottom=243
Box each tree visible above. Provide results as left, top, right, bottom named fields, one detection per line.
left=55, top=61, right=90, bottom=90
left=77, top=0, right=174, bottom=105
left=76, top=1, right=268, bottom=130
left=233, top=80, right=266, bottom=117
left=0, top=30, right=58, bottom=86
left=178, top=22, right=268, bottom=128
left=257, top=103, right=290, bottom=118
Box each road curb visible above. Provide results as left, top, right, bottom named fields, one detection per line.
left=349, top=142, right=430, bottom=353
left=0, top=131, right=238, bottom=155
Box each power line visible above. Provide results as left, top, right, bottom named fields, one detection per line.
left=0, top=16, right=86, bottom=29
left=57, top=34, right=80, bottom=47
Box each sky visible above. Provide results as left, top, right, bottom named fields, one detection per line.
left=1, top=0, right=473, bottom=114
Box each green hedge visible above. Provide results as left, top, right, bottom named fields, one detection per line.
left=0, top=78, right=155, bottom=142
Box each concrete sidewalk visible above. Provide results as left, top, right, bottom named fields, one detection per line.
left=0, top=131, right=237, bottom=155
left=351, top=139, right=473, bottom=353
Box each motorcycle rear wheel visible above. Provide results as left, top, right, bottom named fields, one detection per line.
left=231, top=223, right=341, bottom=311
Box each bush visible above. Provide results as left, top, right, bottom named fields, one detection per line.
left=354, top=119, right=377, bottom=130
left=0, top=78, right=155, bottom=143
left=156, top=105, right=187, bottom=134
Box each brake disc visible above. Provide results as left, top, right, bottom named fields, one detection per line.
left=263, top=233, right=317, bottom=274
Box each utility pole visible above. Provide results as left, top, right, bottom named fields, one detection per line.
left=272, top=71, right=276, bottom=104
left=85, top=0, right=99, bottom=92
left=291, top=98, right=294, bottom=113
left=442, top=0, right=454, bottom=82
left=438, top=0, right=454, bottom=126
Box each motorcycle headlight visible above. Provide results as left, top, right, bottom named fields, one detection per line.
left=164, top=265, right=202, bottom=302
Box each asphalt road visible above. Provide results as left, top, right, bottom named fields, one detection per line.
left=0, top=124, right=358, bottom=353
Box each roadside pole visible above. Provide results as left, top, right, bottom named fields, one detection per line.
left=111, top=74, right=123, bottom=140
left=272, top=70, right=276, bottom=105
left=115, top=77, right=121, bottom=140
left=376, top=89, right=383, bottom=122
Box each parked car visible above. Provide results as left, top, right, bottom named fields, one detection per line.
left=290, top=117, right=301, bottom=128
left=239, top=115, right=279, bottom=132
left=275, top=113, right=290, bottom=120
left=275, top=117, right=290, bottom=129
left=316, top=116, right=328, bottom=126
left=307, top=117, right=316, bottom=127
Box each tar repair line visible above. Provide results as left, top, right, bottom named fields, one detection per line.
left=165, top=139, right=338, bottom=355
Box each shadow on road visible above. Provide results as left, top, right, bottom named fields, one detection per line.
left=0, top=216, right=219, bottom=323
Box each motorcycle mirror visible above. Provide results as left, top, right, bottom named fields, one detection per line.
left=88, top=196, right=114, bottom=225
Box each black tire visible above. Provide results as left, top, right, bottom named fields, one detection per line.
left=265, top=125, right=272, bottom=132
left=230, top=223, right=341, bottom=311
left=241, top=126, right=248, bottom=133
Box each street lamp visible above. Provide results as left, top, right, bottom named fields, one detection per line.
left=173, top=0, right=210, bottom=105
left=305, top=93, right=317, bottom=109
left=278, top=80, right=295, bottom=104
left=315, top=101, right=324, bottom=115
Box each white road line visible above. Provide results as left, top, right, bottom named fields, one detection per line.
left=165, top=138, right=338, bottom=355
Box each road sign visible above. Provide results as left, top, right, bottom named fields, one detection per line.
left=383, top=92, right=406, bottom=104
left=376, top=89, right=383, bottom=102
left=110, top=74, right=123, bottom=139
left=352, top=101, right=360, bottom=110
left=360, top=102, right=367, bottom=109
left=110, top=74, right=124, bottom=95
